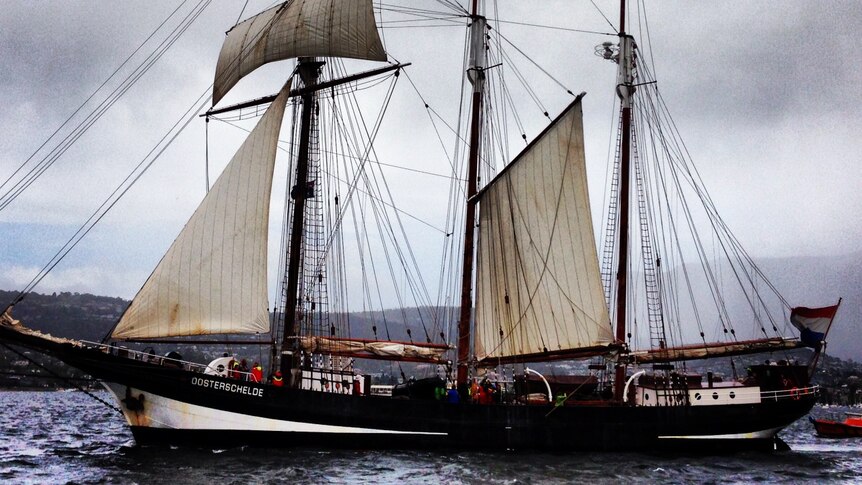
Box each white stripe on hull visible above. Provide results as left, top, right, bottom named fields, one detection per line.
left=658, top=426, right=782, bottom=440
left=102, top=383, right=446, bottom=436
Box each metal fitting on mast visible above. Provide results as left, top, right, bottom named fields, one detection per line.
left=467, top=15, right=487, bottom=90
left=615, top=35, right=637, bottom=107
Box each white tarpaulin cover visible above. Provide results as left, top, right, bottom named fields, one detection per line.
left=112, top=81, right=292, bottom=339
left=213, top=0, right=386, bottom=105
left=473, top=96, right=614, bottom=362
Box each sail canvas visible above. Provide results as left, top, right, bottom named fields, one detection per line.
left=213, top=0, right=386, bottom=105
left=111, top=81, right=293, bottom=339
left=473, top=96, right=614, bottom=363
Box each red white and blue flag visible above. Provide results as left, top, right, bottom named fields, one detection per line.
left=790, top=304, right=839, bottom=349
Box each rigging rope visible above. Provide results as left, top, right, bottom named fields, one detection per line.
left=234, top=0, right=250, bottom=26
left=0, top=0, right=212, bottom=213
left=490, top=18, right=615, bottom=37
left=589, top=0, right=619, bottom=34
left=8, top=89, right=213, bottom=308
left=0, top=342, right=123, bottom=415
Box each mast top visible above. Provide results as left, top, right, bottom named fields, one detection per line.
left=619, top=0, right=626, bottom=34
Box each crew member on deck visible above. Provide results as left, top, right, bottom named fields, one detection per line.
left=272, top=371, right=284, bottom=387
left=446, top=386, right=460, bottom=404
left=251, top=362, right=263, bottom=383
left=229, top=359, right=240, bottom=379
left=239, top=359, right=250, bottom=380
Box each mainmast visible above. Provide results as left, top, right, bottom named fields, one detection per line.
left=456, top=0, right=486, bottom=397
left=613, top=2, right=636, bottom=401
left=281, top=57, right=324, bottom=382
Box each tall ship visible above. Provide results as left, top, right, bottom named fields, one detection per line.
left=0, top=0, right=841, bottom=451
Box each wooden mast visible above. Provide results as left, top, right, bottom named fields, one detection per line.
left=456, top=0, right=486, bottom=398
left=613, top=1, right=635, bottom=401
left=280, top=57, right=323, bottom=383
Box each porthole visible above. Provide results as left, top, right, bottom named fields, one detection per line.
left=644, top=393, right=650, bottom=401
left=694, top=392, right=701, bottom=401
left=712, top=392, right=719, bottom=400
left=729, top=391, right=736, bottom=399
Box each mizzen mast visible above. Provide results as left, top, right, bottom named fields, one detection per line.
left=613, top=1, right=636, bottom=402
left=456, top=0, right=487, bottom=398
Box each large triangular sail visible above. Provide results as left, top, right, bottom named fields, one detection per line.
left=213, top=0, right=387, bottom=105
left=111, top=81, right=293, bottom=340
left=473, top=95, right=615, bottom=363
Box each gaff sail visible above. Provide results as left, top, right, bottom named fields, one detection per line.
left=111, top=81, right=293, bottom=340
left=473, top=95, right=616, bottom=364
left=213, top=0, right=387, bottom=105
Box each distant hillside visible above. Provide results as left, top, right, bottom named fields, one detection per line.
left=1, top=289, right=861, bottom=398
left=0, top=290, right=126, bottom=342
left=1, top=247, right=859, bottom=362
left=624, top=252, right=860, bottom=362
left=0, top=290, right=454, bottom=346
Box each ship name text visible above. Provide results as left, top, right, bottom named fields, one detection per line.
left=191, top=377, right=264, bottom=397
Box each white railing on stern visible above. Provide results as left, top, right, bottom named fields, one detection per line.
left=760, top=385, right=819, bottom=402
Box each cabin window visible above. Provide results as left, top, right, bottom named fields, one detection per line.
left=712, top=392, right=719, bottom=400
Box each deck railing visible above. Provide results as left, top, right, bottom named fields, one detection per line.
left=79, top=339, right=256, bottom=381
left=760, top=385, right=818, bottom=402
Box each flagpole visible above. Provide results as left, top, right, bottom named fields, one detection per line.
left=807, top=297, right=842, bottom=380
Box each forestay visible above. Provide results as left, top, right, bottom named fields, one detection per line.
left=473, top=96, right=615, bottom=363
left=213, top=0, right=387, bottom=105
left=111, top=81, right=293, bottom=340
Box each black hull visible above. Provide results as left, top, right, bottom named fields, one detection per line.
left=1, top=326, right=815, bottom=452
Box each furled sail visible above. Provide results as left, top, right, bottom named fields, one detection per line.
left=626, top=338, right=804, bottom=365
left=473, top=95, right=615, bottom=364
left=298, top=336, right=449, bottom=363
left=213, top=0, right=387, bottom=105
left=111, top=80, right=293, bottom=340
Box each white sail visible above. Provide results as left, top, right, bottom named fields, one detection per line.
left=213, top=0, right=387, bottom=105
left=111, top=81, right=293, bottom=340
left=473, top=96, right=614, bottom=363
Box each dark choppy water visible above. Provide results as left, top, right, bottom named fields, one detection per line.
left=0, top=390, right=860, bottom=484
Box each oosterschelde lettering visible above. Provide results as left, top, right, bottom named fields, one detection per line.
left=191, top=377, right=264, bottom=397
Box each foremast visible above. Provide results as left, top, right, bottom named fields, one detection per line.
left=612, top=1, right=636, bottom=402
left=455, top=0, right=487, bottom=398
left=280, top=57, right=323, bottom=382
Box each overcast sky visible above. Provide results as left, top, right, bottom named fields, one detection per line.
left=0, top=0, right=859, bottom=306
